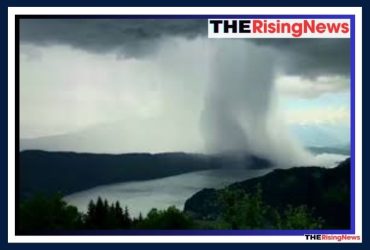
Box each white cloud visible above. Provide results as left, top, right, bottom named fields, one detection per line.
left=284, top=106, right=350, bottom=125
left=275, top=75, right=349, bottom=99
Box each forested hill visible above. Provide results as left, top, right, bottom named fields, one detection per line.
left=20, top=150, right=271, bottom=199
left=184, top=158, right=350, bottom=229
left=20, top=150, right=213, bottom=199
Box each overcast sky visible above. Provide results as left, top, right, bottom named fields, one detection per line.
left=19, top=19, right=350, bottom=153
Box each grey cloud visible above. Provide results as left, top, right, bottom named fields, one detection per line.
left=256, top=39, right=350, bottom=77
left=20, top=19, right=207, bottom=57
left=20, top=19, right=350, bottom=76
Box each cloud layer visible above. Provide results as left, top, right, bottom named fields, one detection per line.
left=20, top=19, right=207, bottom=57
left=20, top=19, right=350, bottom=77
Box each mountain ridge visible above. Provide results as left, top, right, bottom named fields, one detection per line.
left=184, top=158, right=350, bottom=229
left=20, top=150, right=271, bottom=200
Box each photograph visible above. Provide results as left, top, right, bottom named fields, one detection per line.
left=17, top=17, right=352, bottom=235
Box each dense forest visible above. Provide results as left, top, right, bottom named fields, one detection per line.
left=18, top=190, right=323, bottom=234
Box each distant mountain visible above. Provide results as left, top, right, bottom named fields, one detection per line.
left=184, top=158, right=350, bottom=229
left=307, top=145, right=350, bottom=155
left=20, top=150, right=271, bottom=200
left=20, top=119, right=204, bottom=153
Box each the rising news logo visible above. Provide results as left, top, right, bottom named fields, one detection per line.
left=208, top=19, right=350, bottom=38
left=305, top=234, right=361, bottom=242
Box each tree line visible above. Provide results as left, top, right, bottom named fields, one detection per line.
left=19, top=194, right=194, bottom=233
left=18, top=186, right=323, bottom=234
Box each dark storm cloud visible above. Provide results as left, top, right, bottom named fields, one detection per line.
left=20, top=19, right=207, bottom=57
left=255, top=39, right=350, bottom=77
left=20, top=19, right=350, bottom=76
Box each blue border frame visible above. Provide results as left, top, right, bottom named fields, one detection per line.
left=14, top=14, right=356, bottom=236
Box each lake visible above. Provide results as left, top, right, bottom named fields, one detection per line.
left=64, top=153, right=348, bottom=217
